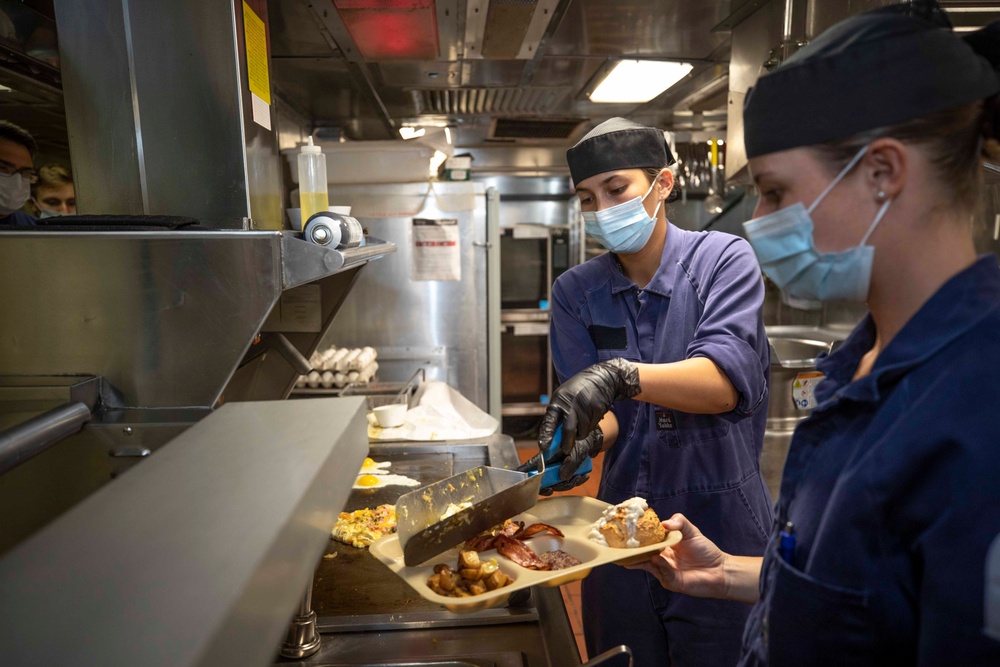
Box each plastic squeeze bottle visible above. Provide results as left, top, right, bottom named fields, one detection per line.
left=297, top=136, right=329, bottom=222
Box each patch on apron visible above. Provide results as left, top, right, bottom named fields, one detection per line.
left=655, top=410, right=676, bottom=430
left=588, top=325, right=628, bottom=350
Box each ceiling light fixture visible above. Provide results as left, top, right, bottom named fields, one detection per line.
left=589, top=60, right=694, bottom=104
left=399, top=127, right=426, bottom=140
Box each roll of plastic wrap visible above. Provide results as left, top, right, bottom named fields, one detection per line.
left=303, top=212, right=363, bottom=249
left=303, top=216, right=340, bottom=247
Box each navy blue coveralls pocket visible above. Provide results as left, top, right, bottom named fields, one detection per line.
left=767, top=551, right=874, bottom=666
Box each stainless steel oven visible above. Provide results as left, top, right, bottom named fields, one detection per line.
left=500, top=224, right=571, bottom=309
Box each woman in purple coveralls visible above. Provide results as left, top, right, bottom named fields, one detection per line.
left=526, top=118, right=773, bottom=667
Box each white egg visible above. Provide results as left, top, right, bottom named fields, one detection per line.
left=353, top=473, right=420, bottom=490
left=358, top=458, right=392, bottom=474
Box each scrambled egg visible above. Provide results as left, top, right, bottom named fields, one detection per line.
left=331, top=504, right=397, bottom=548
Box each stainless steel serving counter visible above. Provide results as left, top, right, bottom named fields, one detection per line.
left=0, top=397, right=369, bottom=666
left=288, top=435, right=581, bottom=667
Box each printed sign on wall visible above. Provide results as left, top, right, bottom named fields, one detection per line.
left=412, top=218, right=461, bottom=281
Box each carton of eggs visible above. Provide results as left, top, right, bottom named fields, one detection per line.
left=298, top=346, right=379, bottom=389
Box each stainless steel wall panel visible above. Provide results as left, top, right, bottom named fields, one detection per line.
left=0, top=418, right=195, bottom=555
left=225, top=267, right=366, bottom=402
left=54, top=0, right=283, bottom=228
left=0, top=232, right=282, bottom=408
left=322, top=182, right=490, bottom=410
left=53, top=0, right=145, bottom=214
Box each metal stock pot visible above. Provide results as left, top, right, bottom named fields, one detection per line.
left=761, top=326, right=847, bottom=499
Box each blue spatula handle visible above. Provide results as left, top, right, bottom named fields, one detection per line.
left=533, top=426, right=593, bottom=489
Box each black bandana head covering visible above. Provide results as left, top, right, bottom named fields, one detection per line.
left=566, top=117, right=675, bottom=185
left=743, top=2, right=1000, bottom=159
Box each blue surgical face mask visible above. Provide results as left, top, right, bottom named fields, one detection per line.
left=581, top=173, right=663, bottom=254
left=743, top=145, right=891, bottom=308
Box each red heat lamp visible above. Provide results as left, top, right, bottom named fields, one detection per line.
left=332, top=0, right=439, bottom=61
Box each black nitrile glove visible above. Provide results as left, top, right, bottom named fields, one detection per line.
left=539, top=358, right=641, bottom=451
left=559, top=427, right=604, bottom=481
left=515, top=451, right=590, bottom=496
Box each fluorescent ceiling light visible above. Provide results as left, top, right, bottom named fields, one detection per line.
left=589, top=60, right=693, bottom=104
left=429, top=149, right=448, bottom=178
left=399, top=127, right=426, bottom=140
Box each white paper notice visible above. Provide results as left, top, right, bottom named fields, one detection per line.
left=251, top=92, right=271, bottom=130
left=412, top=218, right=461, bottom=281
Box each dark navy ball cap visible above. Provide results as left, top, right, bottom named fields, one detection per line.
left=744, top=4, right=1000, bottom=159
left=566, top=117, right=676, bottom=185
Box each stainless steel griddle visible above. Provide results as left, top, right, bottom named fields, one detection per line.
left=313, top=436, right=538, bottom=632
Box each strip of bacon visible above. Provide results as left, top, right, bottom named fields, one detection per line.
left=463, top=520, right=524, bottom=551
left=500, top=521, right=523, bottom=537
left=463, top=534, right=498, bottom=552
left=494, top=535, right=550, bottom=570
left=512, top=522, right=564, bottom=540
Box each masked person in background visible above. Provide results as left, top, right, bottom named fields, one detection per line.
left=522, top=118, right=772, bottom=667
left=632, top=4, right=1000, bottom=665
left=30, top=165, right=75, bottom=218
left=0, top=120, right=37, bottom=227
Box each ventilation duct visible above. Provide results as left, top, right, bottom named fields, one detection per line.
left=488, top=117, right=584, bottom=140
left=414, top=86, right=573, bottom=115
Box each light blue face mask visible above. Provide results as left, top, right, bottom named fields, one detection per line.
left=581, top=174, right=662, bottom=254
left=743, top=145, right=891, bottom=308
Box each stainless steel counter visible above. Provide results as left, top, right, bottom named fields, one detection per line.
left=0, top=397, right=369, bottom=667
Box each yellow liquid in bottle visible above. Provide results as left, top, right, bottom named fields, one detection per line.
left=299, top=191, right=330, bottom=224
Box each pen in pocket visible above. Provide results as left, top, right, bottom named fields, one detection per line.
left=779, top=521, right=796, bottom=563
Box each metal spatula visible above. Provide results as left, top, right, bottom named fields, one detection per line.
left=396, top=428, right=586, bottom=566
left=396, top=464, right=544, bottom=567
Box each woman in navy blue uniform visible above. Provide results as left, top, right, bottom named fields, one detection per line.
left=523, top=118, right=773, bottom=666
left=633, top=3, right=1000, bottom=665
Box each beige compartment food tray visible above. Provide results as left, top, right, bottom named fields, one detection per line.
left=369, top=495, right=681, bottom=613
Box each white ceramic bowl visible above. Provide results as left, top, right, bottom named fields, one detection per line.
left=372, top=403, right=407, bottom=428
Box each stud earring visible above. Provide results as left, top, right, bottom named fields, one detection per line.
left=876, top=190, right=886, bottom=202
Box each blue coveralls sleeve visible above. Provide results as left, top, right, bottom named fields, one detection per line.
left=684, top=236, right=768, bottom=418
left=550, top=275, right=600, bottom=384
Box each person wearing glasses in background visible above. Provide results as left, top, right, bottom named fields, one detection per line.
left=0, top=120, right=37, bottom=227
left=521, top=117, right=772, bottom=667
left=29, top=164, right=75, bottom=218
left=631, top=3, right=1000, bottom=665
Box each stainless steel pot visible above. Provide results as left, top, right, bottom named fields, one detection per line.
left=766, top=326, right=845, bottom=431
left=761, top=326, right=847, bottom=500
